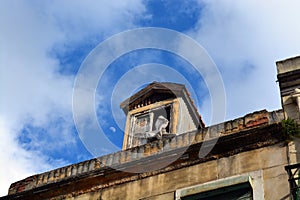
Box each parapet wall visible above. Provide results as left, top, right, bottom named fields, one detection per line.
left=8, top=109, right=284, bottom=195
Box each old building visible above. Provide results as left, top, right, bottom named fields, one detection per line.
left=2, top=56, right=300, bottom=199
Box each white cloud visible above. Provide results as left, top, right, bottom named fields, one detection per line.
left=191, top=0, right=300, bottom=121
left=0, top=0, right=145, bottom=196
left=0, top=116, right=68, bottom=195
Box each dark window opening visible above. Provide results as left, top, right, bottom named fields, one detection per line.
left=182, top=183, right=253, bottom=200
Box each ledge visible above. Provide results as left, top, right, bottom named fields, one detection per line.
left=3, top=109, right=284, bottom=199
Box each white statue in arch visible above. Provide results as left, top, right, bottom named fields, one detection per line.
left=135, top=115, right=173, bottom=140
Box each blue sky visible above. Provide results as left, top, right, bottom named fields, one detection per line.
left=1, top=0, right=300, bottom=196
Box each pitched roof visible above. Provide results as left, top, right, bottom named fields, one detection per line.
left=120, top=82, right=205, bottom=128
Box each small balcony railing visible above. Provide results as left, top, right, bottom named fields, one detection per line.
left=285, top=163, right=300, bottom=200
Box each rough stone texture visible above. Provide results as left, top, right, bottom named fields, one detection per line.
left=287, top=137, right=300, bottom=169
left=71, top=143, right=289, bottom=200
left=100, top=160, right=218, bottom=200
left=263, top=164, right=290, bottom=200
left=140, top=192, right=174, bottom=200
left=277, top=55, right=300, bottom=74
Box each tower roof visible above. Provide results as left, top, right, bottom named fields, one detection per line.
left=120, top=82, right=205, bottom=128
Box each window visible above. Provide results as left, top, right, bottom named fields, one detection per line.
left=181, top=183, right=252, bottom=200
left=128, top=104, right=173, bottom=147
left=176, top=176, right=253, bottom=200
left=133, top=113, right=154, bottom=134
left=130, top=105, right=172, bottom=136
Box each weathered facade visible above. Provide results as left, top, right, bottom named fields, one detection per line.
left=2, top=56, right=300, bottom=199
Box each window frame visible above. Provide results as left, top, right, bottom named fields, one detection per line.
left=175, top=175, right=259, bottom=200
